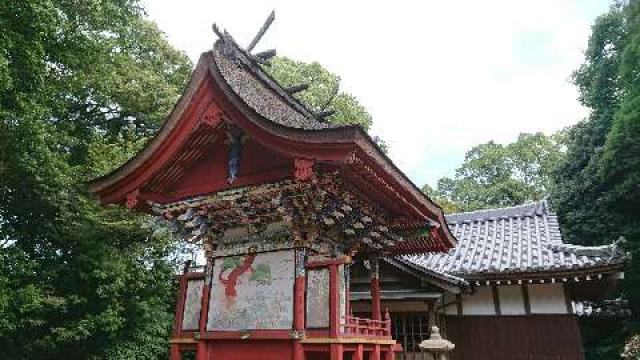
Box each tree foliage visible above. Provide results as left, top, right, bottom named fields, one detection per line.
left=267, top=56, right=373, bottom=130
left=550, top=1, right=640, bottom=358
left=0, top=1, right=384, bottom=358
left=0, top=0, right=192, bottom=358
left=427, top=132, right=564, bottom=212
left=421, top=184, right=460, bottom=214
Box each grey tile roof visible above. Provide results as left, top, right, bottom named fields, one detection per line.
left=404, top=201, right=627, bottom=278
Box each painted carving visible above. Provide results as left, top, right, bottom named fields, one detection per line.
left=200, top=102, right=223, bottom=127
left=306, top=268, right=330, bottom=328
left=226, top=126, right=244, bottom=184
left=294, top=159, right=314, bottom=181
left=208, top=250, right=294, bottom=330
left=125, top=189, right=139, bottom=209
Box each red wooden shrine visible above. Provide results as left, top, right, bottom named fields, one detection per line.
left=89, top=16, right=455, bottom=360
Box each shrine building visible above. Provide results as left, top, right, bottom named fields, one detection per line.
left=88, top=15, right=627, bottom=360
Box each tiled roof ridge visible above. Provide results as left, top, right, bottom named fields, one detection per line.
left=446, top=200, right=548, bottom=224
left=401, top=200, right=628, bottom=279
left=447, top=200, right=547, bottom=217
left=550, top=236, right=628, bottom=263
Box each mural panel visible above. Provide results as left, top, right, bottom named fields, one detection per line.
left=306, top=268, right=330, bottom=328
left=182, top=279, right=204, bottom=331
left=207, top=250, right=294, bottom=330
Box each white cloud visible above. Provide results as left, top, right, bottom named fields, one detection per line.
left=142, top=0, right=609, bottom=187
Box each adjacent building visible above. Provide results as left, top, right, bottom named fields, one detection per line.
left=350, top=201, right=627, bottom=359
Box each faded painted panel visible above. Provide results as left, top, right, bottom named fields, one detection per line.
left=463, top=286, right=495, bottom=315
left=182, top=279, right=204, bottom=330
left=498, top=285, right=525, bottom=315
left=529, top=283, right=567, bottom=314
left=306, top=268, right=329, bottom=328
left=207, top=250, right=294, bottom=330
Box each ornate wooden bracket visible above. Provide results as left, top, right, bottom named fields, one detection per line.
left=125, top=189, right=140, bottom=209
left=293, top=158, right=315, bottom=181
left=196, top=102, right=223, bottom=129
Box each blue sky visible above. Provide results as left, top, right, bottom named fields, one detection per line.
left=143, top=0, right=611, bottom=188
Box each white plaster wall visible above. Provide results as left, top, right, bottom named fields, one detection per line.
left=528, top=283, right=568, bottom=314
left=498, top=285, right=525, bottom=315
left=463, top=286, right=495, bottom=315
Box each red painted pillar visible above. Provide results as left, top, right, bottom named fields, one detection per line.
left=293, top=247, right=306, bottom=360
left=293, top=343, right=305, bottom=360
left=294, top=247, right=306, bottom=331
left=371, top=345, right=381, bottom=360
left=345, top=262, right=351, bottom=317
left=196, top=263, right=212, bottom=360
left=196, top=284, right=210, bottom=360
left=173, top=263, right=191, bottom=336
left=330, top=344, right=344, bottom=360
left=383, top=347, right=394, bottom=360
left=329, top=263, right=340, bottom=338
left=170, top=344, right=181, bottom=360
left=170, top=263, right=191, bottom=358
left=353, top=344, right=364, bottom=360
left=370, top=257, right=381, bottom=321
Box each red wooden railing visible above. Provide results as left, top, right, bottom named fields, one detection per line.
left=341, top=310, right=392, bottom=338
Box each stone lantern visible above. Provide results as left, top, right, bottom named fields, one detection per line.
left=419, top=326, right=455, bottom=360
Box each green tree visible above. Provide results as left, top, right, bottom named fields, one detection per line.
left=267, top=56, right=373, bottom=130
left=421, top=184, right=460, bottom=214
left=429, top=132, right=564, bottom=212
left=551, top=1, right=640, bottom=358
left=0, top=2, right=383, bottom=358
left=0, top=0, right=192, bottom=358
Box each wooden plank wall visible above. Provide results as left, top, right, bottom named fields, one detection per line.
left=445, top=315, right=584, bottom=360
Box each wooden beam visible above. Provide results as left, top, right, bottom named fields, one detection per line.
left=492, top=285, right=501, bottom=316
left=522, top=284, right=531, bottom=315
left=285, top=84, right=310, bottom=94
left=563, top=283, right=574, bottom=314
left=247, top=10, right=276, bottom=52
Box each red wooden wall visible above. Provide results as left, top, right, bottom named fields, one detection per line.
left=445, top=315, right=584, bottom=360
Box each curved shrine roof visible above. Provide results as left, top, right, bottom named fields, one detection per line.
left=87, top=28, right=457, bottom=251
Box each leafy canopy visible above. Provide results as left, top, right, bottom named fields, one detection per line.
left=426, top=132, right=564, bottom=213
left=550, top=1, right=640, bottom=358
left=267, top=56, right=373, bottom=130
left=0, top=1, right=384, bottom=358
left=0, top=0, right=192, bottom=359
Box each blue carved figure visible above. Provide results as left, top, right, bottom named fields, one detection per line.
left=227, top=130, right=243, bottom=183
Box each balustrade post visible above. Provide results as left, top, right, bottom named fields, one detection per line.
left=384, top=309, right=391, bottom=337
